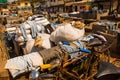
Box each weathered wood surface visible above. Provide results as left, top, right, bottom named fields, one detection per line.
left=0, top=24, right=10, bottom=80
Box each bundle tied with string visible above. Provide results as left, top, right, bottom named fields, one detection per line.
left=73, top=21, right=85, bottom=29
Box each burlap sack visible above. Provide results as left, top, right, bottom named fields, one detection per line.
left=38, top=46, right=64, bottom=64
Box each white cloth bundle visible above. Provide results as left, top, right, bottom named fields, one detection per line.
left=21, top=22, right=42, bottom=31
left=16, top=29, right=31, bottom=34
left=16, top=26, right=41, bottom=35
left=38, top=33, right=51, bottom=49
left=5, top=52, right=43, bottom=78
left=50, top=23, right=85, bottom=42
left=25, top=39, right=35, bottom=54
left=23, top=23, right=31, bottom=29
left=6, top=27, right=16, bottom=32
left=15, top=34, right=33, bottom=42
left=23, top=52, right=43, bottom=66
left=35, top=18, right=50, bottom=26
left=24, top=33, right=51, bottom=53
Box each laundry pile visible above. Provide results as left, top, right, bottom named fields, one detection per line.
left=4, top=16, right=88, bottom=78
left=4, top=14, right=118, bottom=79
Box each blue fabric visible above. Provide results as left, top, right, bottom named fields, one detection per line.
left=50, top=23, right=56, bottom=30
left=27, top=21, right=39, bottom=39
left=80, top=49, right=91, bottom=53
left=61, top=40, right=86, bottom=59
left=50, top=23, right=62, bottom=29
left=20, top=21, right=40, bottom=41
left=40, top=25, right=45, bottom=33
left=62, top=40, right=86, bottom=53
left=62, top=45, right=78, bottom=53
left=72, top=40, right=85, bottom=49
left=20, top=23, right=28, bottom=41
left=81, top=34, right=94, bottom=42
left=63, top=42, right=70, bottom=45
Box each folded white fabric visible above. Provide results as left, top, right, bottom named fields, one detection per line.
left=38, top=33, right=51, bottom=49
left=6, top=27, right=16, bottom=32
left=36, top=24, right=42, bottom=31
left=22, top=33, right=51, bottom=54
left=5, top=52, right=43, bottom=78
left=21, top=22, right=42, bottom=31
left=24, top=52, right=43, bottom=66
left=16, top=28, right=31, bottom=34
left=5, top=24, right=12, bottom=28
left=28, top=16, right=32, bottom=21
left=25, top=39, right=35, bottom=54
left=35, top=17, right=45, bottom=21
left=15, top=34, right=33, bottom=42
left=5, top=56, right=28, bottom=78
left=35, top=19, right=50, bottom=26
left=5, top=56, right=28, bottom=70
left=23, top=23, right=31, bottom=29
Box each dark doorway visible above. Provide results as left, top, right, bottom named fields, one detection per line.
left=75, top=6, right=77, bottom=11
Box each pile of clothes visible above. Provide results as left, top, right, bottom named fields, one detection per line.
left=5, top=20, right=88, bottom=78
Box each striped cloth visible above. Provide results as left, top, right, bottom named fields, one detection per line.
left=28, top=14, right=50, bottom=26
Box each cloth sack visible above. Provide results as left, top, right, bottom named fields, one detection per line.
left=6, top=27, right=16, bottom=32
left=38, top=46, right=64, bottom=64
left=5, top=52, right=43, bottom=78
left=25, top=39, right=35, bottom=54
left=15, top=34, right=33, bottom=42
left=50, top=23, right=85, bottom=42
left=38, top=33, right=51, bottom=49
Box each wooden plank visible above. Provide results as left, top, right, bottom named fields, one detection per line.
left=0, top=25, right=10, bottom=79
